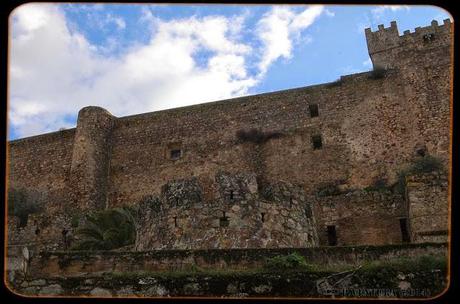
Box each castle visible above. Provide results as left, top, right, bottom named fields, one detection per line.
left=7, top=20, right=451, bottom=253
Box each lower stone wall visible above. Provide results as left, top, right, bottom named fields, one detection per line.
left=12, top=243, right=447, bottom=279
left=314, top=190, right=406, bottom=246
left=136, top=173, right=318, bottom=250
left=406, top=172, right=449, bottom=243
left=8, top=213, right=72, bottom=252
left=10, top=261, right=447, bottom=298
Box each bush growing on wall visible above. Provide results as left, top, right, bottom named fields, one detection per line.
left=395, top=155, right=444, bottom=194
left=364, top=178, right=391, bottom=192
left=236, top=128, right=282, bottom=144
left=368, top=66, right=387, bottom=79
left=264, top=252, right=311, bottom=271
left=71, top=206, right=137, bottom=251
left=316, top=183, right=342, bottom=197
left=7, top=188, right=45, bottom=227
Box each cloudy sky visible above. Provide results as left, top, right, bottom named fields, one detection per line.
left=8, top=3, right=451, bottom=140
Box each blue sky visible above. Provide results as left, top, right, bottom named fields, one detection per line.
left=8, top=4, right=451, bottom=139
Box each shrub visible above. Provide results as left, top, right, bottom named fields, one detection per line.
left=394, top=155, right=444, bottom=194
left=317, top=183, right=341, bottom=197
left=71, top=214, right=81, bottom=228
left=359, top=255, right=447, bottom=279
left=407, top=155, right=444, bottom=173
left=236, top=128, right=282, bottom=144
left=264, top=252, right=311, bottom=271
left=368, top=66, right=387, bottom=79
left=71, top=206, right=137, bottom=251
left=364, top=178, right=390, bottom=192
left=7, top=188, right=45, bottom=227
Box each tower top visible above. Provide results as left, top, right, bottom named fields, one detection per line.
left=364, top=19, right=452, bottom=69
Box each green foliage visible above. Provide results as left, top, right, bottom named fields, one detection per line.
left=71, top=206, right=137, bottom=251
left=407, top=155, right=444, bottom=173
left=395, top=155, right=444, bottom=194
left=264, top=252, right=312, bottom=271
left=317, top=183, right=341, bottom=197
left=356, top=255, right=447, bottom=291
left=236, top=128, right=282, bottom=144
left=364, top=178, right=391, bottom=192
left=71, top=214, right=81, bottom=228
left=7, top=188, right=44, bottom=227
left=368, top=66, right=387, bottom=79
left=360, top=255, right=446, bottom=274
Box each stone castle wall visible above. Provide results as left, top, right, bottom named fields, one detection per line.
left=7, top=129, right=75, bottom=215
left=6, top=20, right=452, bottom=249
left=406, top=172, right=449, bottom=243
left=68, top=106, right=115, bottom=211
left=22, top=243, right=447, bottom=279
left=7, top=243, right=448, bottom=297
left=314, top=190, right=406, bottom=246
left=135, top=172, right=318, bottom=250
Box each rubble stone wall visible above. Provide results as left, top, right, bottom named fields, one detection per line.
left=406, top=172, right=449, bottom=243
left=135, top=172, right=319, bottom=250
left=6, top=20, right=452, bottom=249
left=314, top=190, right=406, bottom=246
left=10, top=243, right=447, bottom=280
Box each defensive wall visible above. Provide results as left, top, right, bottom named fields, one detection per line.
left=6, top=20, right=452, bottom=250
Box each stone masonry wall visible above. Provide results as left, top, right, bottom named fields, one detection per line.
left=7, top=243, right=448, bottom=298
left=135, top=172, right=318, bottom=250
left=406, top=172, right=449, bottom=243
left=16, top=243, right=446, bottom=280
left=6, top=20, right=452, bottom=249
left=68, top=106, right=115, bottom=211
left=7, top=129, right=75, bottom=214
left=314, top=190, right=406, bottom=246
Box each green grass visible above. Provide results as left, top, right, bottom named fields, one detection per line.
left=263, top=252, right=312, bottom=271
left=360, top=255, right=447, bottom=273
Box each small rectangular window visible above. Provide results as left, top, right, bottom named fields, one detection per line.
left=312, top=135, right=322, bottom=150
left=220, top=211, right=229, bottom=227
left=173, top=216, right=178, bottom=228
left=170, top=149, right=182, bottom=160
left=305, top=205, right=312, bottom=218
left=309, top=104, right=319, bottom=117
left=327, top=225, right=337, bottom=246
left=399, top=218, right=410, bottom=243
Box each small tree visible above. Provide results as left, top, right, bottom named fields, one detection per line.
left=236, top=128, right=282, bottom=144
left=7, top=188, right=44, bottom=227
left=71, top=206, right=136, bottom=251
left=264, top=252, right=311, bottom=271
left=368, top=66, right=387, bottom=79
left=395, top=155, right=445, bottom=194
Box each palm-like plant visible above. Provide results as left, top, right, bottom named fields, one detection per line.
left=71, top=207, right=136, bottom=250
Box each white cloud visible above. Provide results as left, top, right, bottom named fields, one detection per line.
left=107, top=14, right=126, bottom=30
left=256, top=5, right=324, bottom=75
left=9, top=4, right=325, bottom=138
left=371, top=5, right=410, bottom=19
left=324, top=8, right=335, bottom=17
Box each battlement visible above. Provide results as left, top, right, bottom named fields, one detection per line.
left=6, top=20, right=451, bottom=253
left=365, top=19, right=452, bottom=69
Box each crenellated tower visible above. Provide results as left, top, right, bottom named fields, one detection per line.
left=365, top=19, right=452, bottom=69
left=365, top=19, right=452, bottom=166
